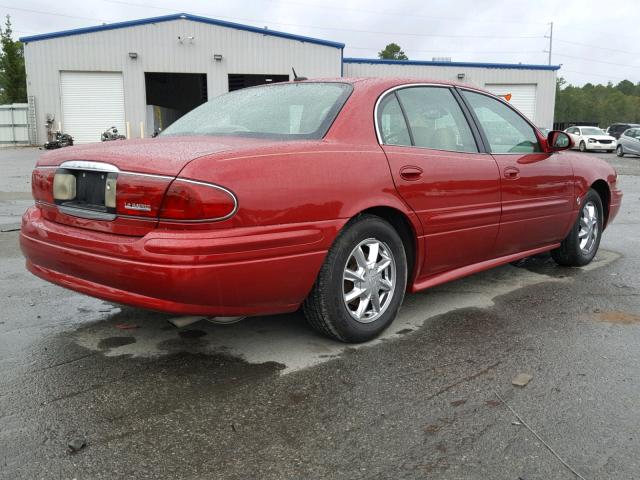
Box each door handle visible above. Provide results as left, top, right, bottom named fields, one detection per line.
left=400, top=165, right=423, bottom=181
left=503, top=166, right=520, bottom=179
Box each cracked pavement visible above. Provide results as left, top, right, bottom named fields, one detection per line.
left=1, top=148, right=639, bottom=479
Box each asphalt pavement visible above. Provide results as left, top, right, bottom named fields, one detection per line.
left=1, top=147, right=639, bottom=479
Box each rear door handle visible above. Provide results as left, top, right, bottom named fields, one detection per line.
left=400, top=165, right=423, bottom=181
left=503, top=166, right=520, bottom=179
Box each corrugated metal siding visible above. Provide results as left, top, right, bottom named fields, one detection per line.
left=23, top=18, right=342, bottom=143
left=343, top=62, right=557, bottom=128
left=484, top=84, right=537, bottom=122
left=60, top=72, right=126, bottom=144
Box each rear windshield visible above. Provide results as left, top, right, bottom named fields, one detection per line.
left=161, top=82, right=353, bottom=140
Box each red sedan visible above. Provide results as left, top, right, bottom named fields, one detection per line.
left=21, top=78, right=622, bottom=342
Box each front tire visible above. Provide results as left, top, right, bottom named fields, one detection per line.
left=616, top=145, right=624, bottom=157
left=579, top=141, right=587, bottom=152
left=303, top=215, right=407, bottom=343
left=551, top=189, right=603, bottom=267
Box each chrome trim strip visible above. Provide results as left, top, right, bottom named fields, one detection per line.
left=373, top=83, right=445, bottom=145
left=34, top=165, right=58, bottom=170
left=159, top=178, right=239, bottom=223
left=119, top=171, right=174, bottom=180
left=374, top=83, right=527, bottom=155
left=59, top=206, right=117, bottom=221
left=59, top=160, right=120, bottom=172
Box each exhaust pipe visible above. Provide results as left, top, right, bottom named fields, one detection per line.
left=167, top=316, right=206, bottom=328
left=207, top=316, right=246, bottom=325
left=167, top=316, right=246, bottom=328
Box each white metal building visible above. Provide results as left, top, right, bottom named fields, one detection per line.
left=21, top=13, right=560, bottom=144
left=21, top=13, right=344, bottom=144
left=343, top=58, right=559, bottom=129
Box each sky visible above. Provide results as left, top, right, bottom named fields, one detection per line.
left=4, top=0, right=640, bottom=87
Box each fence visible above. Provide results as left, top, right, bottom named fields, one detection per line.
left=0, top=97, right=37, bottom=145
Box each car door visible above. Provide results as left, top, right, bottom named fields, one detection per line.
left=459, top=89, right=575, bottom=256
left=377, top=85, right=501, bottom=276
left=566, top=127, right=580, bottom=148
left=624, top=129, right=640, bottom=154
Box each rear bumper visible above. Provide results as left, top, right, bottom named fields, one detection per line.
left=20, top=206, right=342, bottom=316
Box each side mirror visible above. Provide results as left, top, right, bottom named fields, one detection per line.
left=547, top=130, right=572, bottom=152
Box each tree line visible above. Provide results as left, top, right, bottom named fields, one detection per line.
left=555, top=77, right=640, bottom=127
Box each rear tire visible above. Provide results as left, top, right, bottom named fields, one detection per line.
left=551, top=189, right=603, bottom=267
left=616, top=145, right=624, bottom=157
left=303, top=215, right=407, bottom=343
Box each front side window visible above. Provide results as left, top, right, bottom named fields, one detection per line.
left=462, top=90, right=541, bottom=154
left=162, top=82, right=352, bottom=140
left=395, top=87, right=478, bottom=153
left=377, top=94, right=411, bottom=146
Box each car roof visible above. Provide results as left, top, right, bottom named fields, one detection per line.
left=300, top=77, right=489, bottom=91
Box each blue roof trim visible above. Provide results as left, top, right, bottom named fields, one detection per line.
left=343, top=57, right=561, bottom=71
left=19, top=13, right=345, bottom=49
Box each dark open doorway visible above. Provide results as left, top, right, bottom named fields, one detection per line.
left=144, top=72, right=207, bottom=133
left=228, top=74, right=290, bottom=92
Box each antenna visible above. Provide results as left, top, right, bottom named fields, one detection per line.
left=292, top=67, right=307, bottom=82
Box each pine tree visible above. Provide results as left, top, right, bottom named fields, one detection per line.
left=0, top=15, right=27, bottom=104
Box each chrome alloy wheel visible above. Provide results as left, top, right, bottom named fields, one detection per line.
left=579, top=201, right=599, bottom=254
left=342, top=238, right=396, bottom=324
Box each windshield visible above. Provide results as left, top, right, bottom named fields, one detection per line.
left=581, top=127, right=605, bottom=135
left=161, top=82, right=353, bottom=140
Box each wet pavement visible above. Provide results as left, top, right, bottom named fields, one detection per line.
left=1, top=148, right=640, bottom=479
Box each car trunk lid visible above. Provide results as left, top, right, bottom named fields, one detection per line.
left=33, top=136, right=277, bottom=236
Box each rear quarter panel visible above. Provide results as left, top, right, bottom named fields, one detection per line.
left=177, top=141, right=417, bottom=229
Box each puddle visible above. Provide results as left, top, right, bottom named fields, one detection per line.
left=72, top=250, right=620, bottom=374
left=596, top=311, right=640, bottom=324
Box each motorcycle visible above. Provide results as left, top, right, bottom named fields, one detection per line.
left=43, top=131, right=74, bottom=150
left=101, top=126, right=126, bottom=141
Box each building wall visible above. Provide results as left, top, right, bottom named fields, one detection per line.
left=23, top=18, right=343, bottom=143
left=343, top=61, right=557, bottom=128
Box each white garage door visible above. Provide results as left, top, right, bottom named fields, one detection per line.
left=60, top=71, right=125, bottom=144
left=484, top=84, right=537, bottom=123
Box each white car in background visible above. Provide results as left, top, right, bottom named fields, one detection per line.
left=564, top=126, right=616, bottom=153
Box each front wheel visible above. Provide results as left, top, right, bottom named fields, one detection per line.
left=551, top=189, right=603, bottom=267
left=616, top=145, right=624, bottom=157
left=303, top=215, right=407, bottom=343
left=579, top=141, right=587, bottom=152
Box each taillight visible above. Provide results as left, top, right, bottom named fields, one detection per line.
left=32, top=168, right=55, bottom=204
left=159, top=178, right=237, bottom=221
left=115, top=174, right=173, bottom=218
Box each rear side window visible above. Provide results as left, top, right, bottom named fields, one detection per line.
left=396, top=87, right=478, bottom=153
left=462, top=90, right=541, bottom=154
left=377, top=94, right=411, bottom=146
